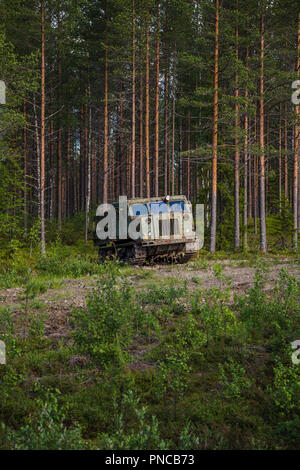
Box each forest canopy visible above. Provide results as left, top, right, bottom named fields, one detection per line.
left=0, top=0, right=299, bottom=253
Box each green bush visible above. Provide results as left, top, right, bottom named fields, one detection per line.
left=70, top=264, right=135, bottom=367
left=98, top=390, right=169, bottom=450
left=218, top=359, right=253, bottom=399
left=269, top=360, right=300, bottom=416
left=36, top=249, right=100, bottom=278
left=237, top=266, right=300, bottom=345
left=4, top=389, right=86, bottom=450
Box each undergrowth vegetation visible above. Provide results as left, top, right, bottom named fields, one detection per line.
left=0, top=238, right=105, bottom=289
left=0, top=257, right=299, bottom=450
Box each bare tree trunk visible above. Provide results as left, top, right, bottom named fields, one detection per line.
left=243, top=47, right=249, bottom=249
left=108, top=112, right=111, bottom=201
left=40, top=0, right=46, bottom=256
left=91, top=136, right=96, bottom=207
left=284, top=103, right=288, bottom=200
left=139, top=62, right=144, bottom=197
left=84, top=94, right=88, bottom=207
left=49, top=110, right=55, bottom=218
left=154, top=3, right=160, bottom=197
left=119, top=86, right=125, bottom=195
left=103, top=40, right=108, bottom=203
left=33, top=97, right=41, bottom=215
left=254, top=113, right=258, bottom=234
left=179, top=117, right=183, bottom=194
left=57, top=0, right=62, bottom=230
left=254, top=158, right=258, bottom=235
left=234, top=11, right=240, bottom=250
left=85, top=100, right=91, bottom=244
left=145, top=12, right=150, bottom=198
left=248, top=119, right=252, bottom=219
left=164, top=59, right=169, bottom=195
left=210, top=0, right=219, bottom=253
left=259, top=6, right=267, bottom=252
left=187, top=111, right=190, bottom=200
left=66, top=124, right=70, bottom=218
left=171, top=67, right=175, bottom=195
left=131, top=0, right=136, bottom=198
left=73, top=139, right=78, bottom=214
left=127, top=142, right=131, bottom=194
left=279, top=103, right=282, bottom=211
left=293, top=11, right=300, bottom=249
left=24, top=101, right=28, bottom=233
left=80, top=103, right=84, bottom=210
left=111, top=140, right=115, bottom=200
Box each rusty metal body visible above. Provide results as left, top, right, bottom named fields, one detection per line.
left=93, top=195, right=200, bottom=264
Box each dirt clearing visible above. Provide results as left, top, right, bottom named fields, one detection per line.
left=0, top=257, right=299, bottom=339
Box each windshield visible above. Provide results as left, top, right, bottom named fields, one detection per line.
left=169, top=200, right=185, bottom=212
left=149, top=202, right=169, bottom=214
left=129, top=203, right=149, bottom=216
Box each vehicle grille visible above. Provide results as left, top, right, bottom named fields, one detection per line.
left=159, top=218, right=180, bottom=237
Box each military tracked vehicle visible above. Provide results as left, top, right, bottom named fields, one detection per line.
left=93, top=195, right=200, bottom=265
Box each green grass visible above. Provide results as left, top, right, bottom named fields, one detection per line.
left=0, top=260, right=299, bottom=450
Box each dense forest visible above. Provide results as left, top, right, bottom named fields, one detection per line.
left=0, top=0, right=300, bottom=453
left=0, top=0, right=299, bottom=253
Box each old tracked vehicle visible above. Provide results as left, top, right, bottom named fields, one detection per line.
left=93, top=195, right=200, bottom=264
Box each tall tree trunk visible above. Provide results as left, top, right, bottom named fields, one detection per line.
left=80, top=103, right=84, bottom=210
left=254, top=113, right=258, bottom=234
left=284, top=103, right=288, bottom=200
left=108, top=112, right=111, bottom=201
left=293, top=12, right=300, bottom=249
left=85, top=101, right=91, bottom=244
left=210, top=0, right=219, bottom=253
left=145, top=12, right=150, bottom=198
left=179, top=117, right=183, bottom=194
left=243, top=47, right=249, bottom=249
left=279, top=103, right=282, bottom=211
left=40, top=0, right=46, bottom=256
left=119, top=85, right=125, bottom=195
left=116, top=102, right=120, bottom=198
left=84, top=94, right=88, bottom=208
left=164, top=58, right=169, bottom=195
left=73, top=139, right=78, bottom=215
left=131, top=0, right=136, bottom=198
left=254, top=158, right=258, bottom=235
left=171, top=68, right=175, bottom=195
left=49, top=101, right=55, bottom=218
left=66, top=124, right=70, bottom=218
left=33, top=97, right=41, bottom=215
left=154, top=3, right=160, bottom=197
left=187, top=111, right=191, bottom=199
left=139, top=62, right=144, bottom=197
left=259, top=5, right=267, bottom=252
left=248, top=118, right=252, bottom=219
left=234, top=11, right=240, bottom=250
left=24, top=101, right=28, bottom=233
left=103, top=40, right=108, bottom=203
left=57, top=0, right=62, bottom=230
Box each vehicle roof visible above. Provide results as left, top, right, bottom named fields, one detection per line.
left=122, top=195, right=188, bottom=204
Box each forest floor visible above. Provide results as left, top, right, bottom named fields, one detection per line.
left=1, top=251, right=300, bottom=449
left=0, top=255, right=299, bottom=341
